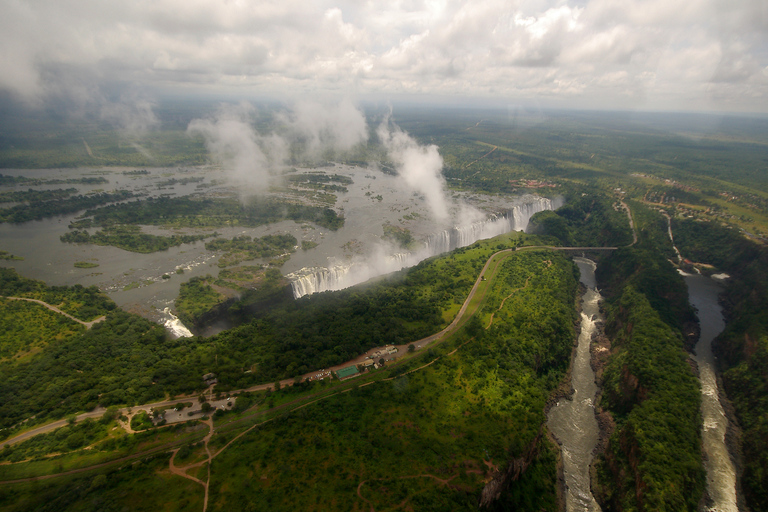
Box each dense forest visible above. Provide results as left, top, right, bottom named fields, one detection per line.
left=673, top=218, right=768, bottom=510
left=206, top=249, right=578, bottom=511
left=0, top=190, right=137, bottom=224
left=76, top=195, right=345, bottom=231
left=2, top=105, right=767, bottom=511
left=60, top=224, right=210, bottom=253
left=528, top=192, right=633, bottom=248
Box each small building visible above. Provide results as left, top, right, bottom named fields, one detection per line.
left=361, top=360, right=374, bottom=367
left=335, top=366, right=360, bottom=380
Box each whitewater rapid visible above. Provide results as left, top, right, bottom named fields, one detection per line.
left=547, top=258, right=602, bottom=512
left=288, top=195, right=557, bottom=298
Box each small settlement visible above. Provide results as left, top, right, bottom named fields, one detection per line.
left=333, top=344, right=400, bottom=381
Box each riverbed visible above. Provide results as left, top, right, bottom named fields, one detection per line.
left=683, top=272, right=738, bottom=512
left=547, top=257, right=602, bottom=512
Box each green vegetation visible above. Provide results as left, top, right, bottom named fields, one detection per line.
left=587, top=204, right=703, bottom=511
left=0, top=190, right=136, bottom=224
left=0, top=251, right=23, bottom=261
left=206, top=233, right=297, bottom=267
left=78, top=195, right=344, bottom=231
left=285, top=172, right=352, bottom=193
left=0, top=188, right=78, bottom=203
left=673, top=218, right=768, bottom=510
left=382, top=222, right=416, bottom=248
left=300, top=240, right=318, bottom=251
left=529, top=192, right=633, bottom=247
left=73, top=261, right=99, bottom=268
left=4, top=104, right=768, bottom=510
left=0, top=415, right=117, bottom=463
left=61, top=225, right=210, bottom=253
left=0, top=452, right=204, bottom=512
left=594, top=286, right=703, bottom=511
left=206, top=248, right=577, bottom=510
left=0, top=298, right=84, bottom=361
left=175, top=276, right=229, bottom=328
left=0, top=174, right=108, bottom=186
left=0, top=267, right=115, bottom=321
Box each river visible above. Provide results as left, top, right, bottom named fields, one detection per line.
left=0, top=165, right=558, bottom=336
left=683, top=272, right=738, bottom=512
left=547, top=257, right=602, bottom=512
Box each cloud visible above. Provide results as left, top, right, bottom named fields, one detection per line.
left=281, top=98, right=369, bottom=157
left=377, top=116, right=450, bottom=222
left=100, top=97, right=160, bottom=135
left=187, top=99, right=369, bottom=190
left=0, top=0, right=765, bottom=111
left=188, top=103, right=283, bottom=191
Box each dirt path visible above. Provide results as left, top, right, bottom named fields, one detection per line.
left=485, top=259, right=551, bottom=329
left=356, top=473, right=460, bottom=511
left=1, top=244, right=562, bottom=509
left=620, top=199, right=637, bottom=245
left=1, top=297, right=106, bottom=329
left=169, top=417, right=214, bottom=512
left=464, top=145, right=497, bottom=169
left=2, top=246, right=562, bottom=450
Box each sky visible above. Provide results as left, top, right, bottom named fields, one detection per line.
left=1, top=0, right=767, bottom=113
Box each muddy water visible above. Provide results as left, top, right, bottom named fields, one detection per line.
left=547, top=257, right=602, bottom=512
left=683, top=272, right=737, bottom=512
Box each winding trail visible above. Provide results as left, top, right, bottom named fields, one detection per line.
left=619, top=199, right=638, bottom=246
left=1, top=296, right=106, bottom=329
left=169, top=417, right=214, bottom=512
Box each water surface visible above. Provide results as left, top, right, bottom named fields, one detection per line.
left=547, top=257, right=602, bottom=512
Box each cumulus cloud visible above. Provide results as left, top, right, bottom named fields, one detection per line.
left=0, top=0, right=765, bottom=111
left=377, top=116, right=450, bottom=222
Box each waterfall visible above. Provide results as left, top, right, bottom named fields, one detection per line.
left=288, top=195, right=558, bottom=298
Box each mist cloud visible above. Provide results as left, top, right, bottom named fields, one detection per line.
left=377, top=117, right=450, bottom=222
left=282, top=98, right=369, bottom=157
left=188, top=103, right=284, bottom=191
left=188, top=99, right=370, bottom=191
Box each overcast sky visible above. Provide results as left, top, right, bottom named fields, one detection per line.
left=1, top=0, right=767, bottom=113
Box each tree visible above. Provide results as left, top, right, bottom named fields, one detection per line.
left=408, top=344, right=415, bottom=353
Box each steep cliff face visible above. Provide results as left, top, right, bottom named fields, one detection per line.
left=479, top=430, right=546, bottom=508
